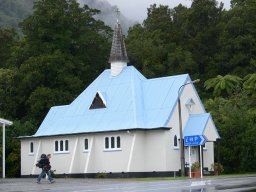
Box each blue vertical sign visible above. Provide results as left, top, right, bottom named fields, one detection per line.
left=184, top=135, right=207, bottom=146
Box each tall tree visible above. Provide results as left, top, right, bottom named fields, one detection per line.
left=0, top=28, right=17, bottom=68
left=9, top=0, right=111, bottom=121
left=216, top=0, right=256, bottom=76
left=185, top=0, right=223, bottom=79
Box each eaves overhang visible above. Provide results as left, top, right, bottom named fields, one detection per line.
left=17, top=127, right=171, bottom=139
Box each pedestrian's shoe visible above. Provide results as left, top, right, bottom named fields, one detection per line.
left=50, top=180, right=55, bottom=184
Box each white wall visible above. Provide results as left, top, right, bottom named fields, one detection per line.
left=20, top=129, right=172, bottom=175
left=165, top=82, right=215, bottom=171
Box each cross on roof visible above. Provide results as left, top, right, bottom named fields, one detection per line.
left=115, top=8, right=120, bottom=23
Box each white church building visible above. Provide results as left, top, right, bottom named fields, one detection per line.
left=19, top=20, right=220, bottom=178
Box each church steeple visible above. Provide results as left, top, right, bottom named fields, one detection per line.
left=109, top=10, right=129, bottom=76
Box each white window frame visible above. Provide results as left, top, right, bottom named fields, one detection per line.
left=104, top=136, right=122, bottom=151
left=54, top=139, right=69, bottom=154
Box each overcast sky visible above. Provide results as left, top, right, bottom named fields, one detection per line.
left=107, top=0, right=231, bottom=22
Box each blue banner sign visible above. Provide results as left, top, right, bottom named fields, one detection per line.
left=184, top=135, right=207, bottom=146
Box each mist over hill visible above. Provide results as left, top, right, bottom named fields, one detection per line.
left=0, top=0, right=35, bottom=30
left=0, top=0, right=135, bottom=34
left=78, top=0, right=137, bottom=35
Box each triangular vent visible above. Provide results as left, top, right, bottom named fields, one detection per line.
left=89, top=92, right=106, bottom=109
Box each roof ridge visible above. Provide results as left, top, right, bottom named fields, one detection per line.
left=130, top=67, right=145, bottom=127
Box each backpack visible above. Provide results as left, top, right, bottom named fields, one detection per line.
left=36, top=162, right=43, bottom=168
left=36, top=154, right=47, bottom=168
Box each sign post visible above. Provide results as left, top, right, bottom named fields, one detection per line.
left=184, top=135, right=207, bottom=178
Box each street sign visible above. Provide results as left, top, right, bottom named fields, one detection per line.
left=184, top=135, right=207, bottom=146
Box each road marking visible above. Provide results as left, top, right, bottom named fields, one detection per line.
left=191, top=180, right=211, bottom=187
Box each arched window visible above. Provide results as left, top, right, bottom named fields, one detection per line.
left=30, top=142, right=34, bottom=153
left=105, top=137, right=109, bottom=149
left=84, top=138, right=89, bottom=150
left=60, top=140, right=64, bottom=151
left=117, top=136, right=121, bottom=148
left=174, top=135, right=178, bottom=147
left=65, top=140, right=69, bottom=151
left=55, top=141, right=58, bottom=151
left=111, top=137, right=115, bottom=148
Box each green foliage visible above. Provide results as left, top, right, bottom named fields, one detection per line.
left=210, top=162, right=224, bottom=174
left=243, top=74, right=256, bottom=98
left=95, top=172, right=107, bottom=178
left=0, top=28, right=18, bottom=68
left=0, top=119, right=37, bottom=177
left=7, top=0, right=111, bottom=121
left=191, top=161, right=200, bottom=172
left=0, top=0, right=111, bottom=177
left=205, top=85, right=256, bottom=173
left=204, top=75, right=242, bottom=97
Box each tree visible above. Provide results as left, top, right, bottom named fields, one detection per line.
left=185, top=0, right=223, bottom=79
left=8, top=0, right=111, bottom=121
left=243, top=73, right=256, bottom=98
left=205, top=88, right=256, bottom=173
left=204, top=74, right=242, bottom=97
left=216, top=0, right=256, bottom=76
left=0, top=0, right=112, bottom=177
left=0, top=28, right=17, bottom=68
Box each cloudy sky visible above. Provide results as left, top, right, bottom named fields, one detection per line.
left=107, top=0, right=231, bottom=22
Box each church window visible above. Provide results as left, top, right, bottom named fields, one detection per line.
left=84, top=138, right=89, bottom=151
left=54, top=140, right=69, bottom=153
left=117, top=136, right=121, bottom=148
left=60, top=140, right=64, bottom=151
left=65, top=140, right=69, bottom=151
left=185, top=98, right=195, bottom=112
left=111, top=137, right=115, bottom=148
left=174, top=135, right=178, bottom=147
left=89, top=92, right=106, bottom=109
left=104, top=136, right=121, bottom=151
left=30, top=142, right=34, bottom=154
left=105, top=137, right=109, bottom=149
left=55, top=141, right=58, bottom=151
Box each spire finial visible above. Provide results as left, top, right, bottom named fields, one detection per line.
left=109, top=8, right=129, bottom=76
left=115, top=8, right=120, bottom=23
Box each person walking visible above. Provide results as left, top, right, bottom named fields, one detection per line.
left=36, top=154, right=55, bottom=184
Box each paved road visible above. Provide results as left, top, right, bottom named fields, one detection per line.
left=0, top=176, right=255, bottom=192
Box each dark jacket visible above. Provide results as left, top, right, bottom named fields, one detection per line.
left=38, top=157, right=51, bottom=171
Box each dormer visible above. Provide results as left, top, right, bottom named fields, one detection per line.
left=89, top=92, right=106, bottom=109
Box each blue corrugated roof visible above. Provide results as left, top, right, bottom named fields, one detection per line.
left=183, top=113, right=210, bottom=136
left=34, top=66, right=190, bottom=136
left=183, top=113, right=220, bottom=140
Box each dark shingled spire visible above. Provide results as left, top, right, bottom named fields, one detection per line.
left=108, top=21, right=129, bottom=63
